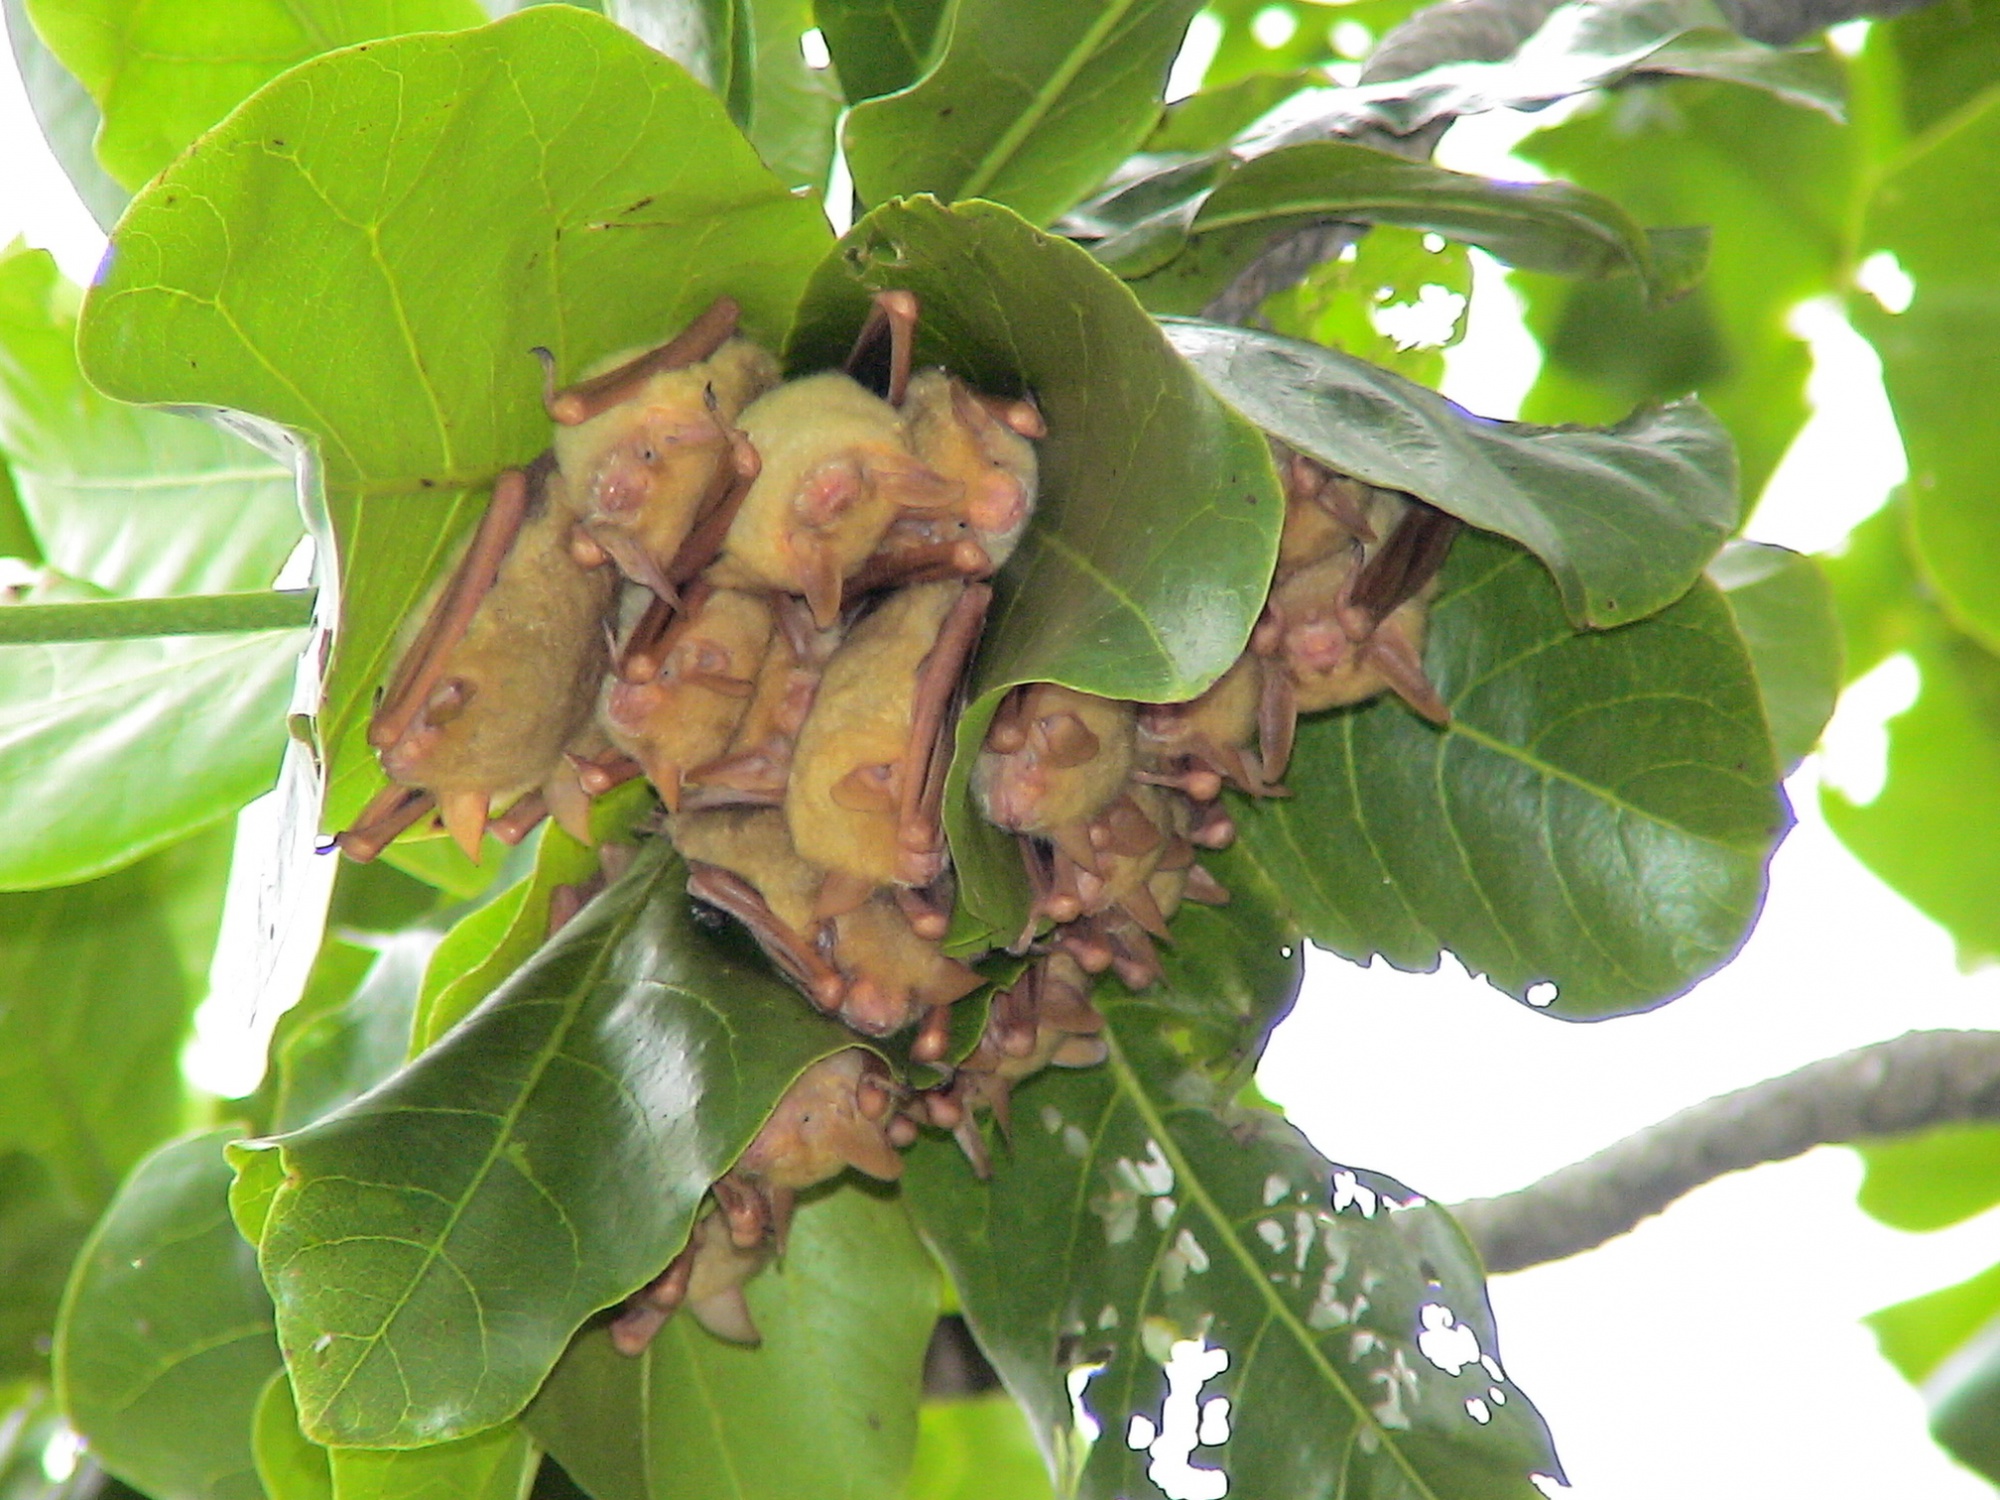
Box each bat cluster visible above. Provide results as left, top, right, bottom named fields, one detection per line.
left=331, top=294, right=1458, bottom=1351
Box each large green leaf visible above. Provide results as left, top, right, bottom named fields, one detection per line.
left=0, top=1154, right=92, bottom=1383
left=526, top=1183, right=938, bottom=1500
left=787, top=197, right=1283, bottom=946
left=1868, top=1264, right=2000, bottom=1485
left=0, top=834, right=226, bottom=1207
left=742, top=0, right=842, bottom=192
left=908, top=1396, right=1052, bottom=1500
left=606, top=0, right=755, bottom=125
left=1076, top=139, right=1706, bottom=303
left=0, top=245, right=302, bottom=888
left=1258, top=226, right=1471, bottom=390
left=842, top=0, right=1200, bottom=227
left=813, top=0, right=947, bottom=102
left=1220, top=529, right=1784, bottom=1018
left=1513, top=76, right=1860, bottom=500
left=23, top=0, right=487, bottom=190
left=1232, top=0, right=1841, bottom=148
left=905, top=1011, right=1561, bottom=1499
left=228, top=837, right=861, bottom=1448
left=1709, top=540, right=1840, bottom=774
left=1164, top=319, right=1738, bottom=628
left=55, top=1130, right=280, bottom=1500
left=1856, top=1124, right=2000, bottom=1233
left=1858, top=86, right=2000, bottom=656
left=254, top=1373, right=540, bottom=1500
left=4, top=0, right=127, bottom=229
left=78, top=7, right=835, bottom=832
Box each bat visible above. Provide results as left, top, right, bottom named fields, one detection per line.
left=336, top=461, right=615, bottom=863
left=679, top=595, right=842, bottom=809
left=785, top=581, right=990, bottom=898
left=546, top=297, right=777, bottom=599
left=972, top=682, right=1137, bottom=875
left=706, top=372, right=961, bottom=626
left=610, top=1204, right=770, bottom=1353
left=600, top=582, right=773, bottom=810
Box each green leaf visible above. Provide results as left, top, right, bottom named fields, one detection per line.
left=743, top=0, right=842, bottom=192
left=23, top=0, right=487, bottom=190
left=0, top=837, right=224, bottom=1204
left=1232, top=0, right=1841, bottom=147
left=268, top=933, right=433, bottom=1135
left=1820, top=497, right=1920, bottom=685
left=1708, top=541, right=1840, bottom=773
left=1513, top=76, right=1859, bottom=500
left=0, top=606, right=300, bottom=890
left=908, top=1395, right=1054, bottom=1500
left=0, top=243, right=301, bottom=599
left=1858, top=87, right=2000, bottom=656
left=811, top=0, right=946, bottom=102
left=1868, top=1264, right=2000, bottom=1485
left=0, top=457, right=37, bottom=565
left=1143, top=72, right=1318, bottom=155
left=526, top=1183, right=938, bottom=1500
left=412, top=828, right=597, bottom=1056
left=786, top=197, right=1283, bottom=945
left=4, top=0, right=128, bottom=229
left=1220, top=529, right=1784, bottom=1018
left=1879, top=0, right=2000, bottom=136
left=55, top=1130, right=281, bottom=1500
left=0, top=1153, right=93, bottom=1383
left=1164, top=319, right=1739, bottom=628
left=253, top=1374, right=333, bottom=1500
left=78, top=8, right=835, bottom=833
left=230, top=838, right=862, bottom=1447
left=254, top=1373, right=539, bottom=1500
left=1856, top=1124, right=2000, bottom=1233
left=905, top=1010, right=1562, bottom=1500
left=1096, top=139, right=1707, bottom=302
left=1822, top=612, right=2000, bottom=968
left=0, top=245, right=304, bottom=887
left=842, top=0, right=1200, bottom=227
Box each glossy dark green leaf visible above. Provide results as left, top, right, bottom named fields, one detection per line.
left=787, top=197, right=1283, bottom=944
left=813, top=0, right=946, bottom=102
left=1233, top=0, right=1842, bottom=148
left=1856, top=1124, right=2000, bottom=1233
left=1165, top=319, right=1738, bottom=628
left=254, top=1373, right=539, bottom=1500
left=55, top=1130, right=280, bottom=1500
left=527, top=1183, right=938, bottom=1500
left=908, top=1395, right=1053, bottom=1500
left=0, top=1153, right=91, bottom=1382
left=1221, top=529, right=1784, bottom=1018
left=1095, top=140, right=1705, bottom=301
left=1514, top=76, right=1859, bottom=500
left=4, top=0, right=127, bottom=229
left=22, top=0, right=487, bottom=189
left=906, top=1011, right=1561, bottom=1500
left=0, top=835, right=225, bottom=1206
left=1709, top=540, right=1840, bottom=773
left=1858, top=88, right=2000, bottom=655
left=743, top=0, right=842, bottom=192
left=268, top=933, right=433, bottom=1135
left=77, top=8, right=835, bottom=833
left=842, top=0, right=1199, bottom=226
left=228, top=838, right=861, bottom=1447
left=1822, top=610, right=2000, bottom=968
left=1868, top=1264, right=2000, bottom=1485
left=0, top=246, right=302, bottom=887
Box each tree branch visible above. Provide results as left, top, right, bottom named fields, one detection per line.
left=1451, top=1030, right=2000, bottom=1274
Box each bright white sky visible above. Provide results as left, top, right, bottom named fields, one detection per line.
left=5, top=15, right=1999, bottom=1498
